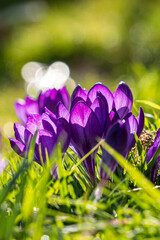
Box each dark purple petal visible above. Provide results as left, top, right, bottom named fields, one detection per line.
left=45, top=107, right=56, bottom=120
left=113, top=82, right=133, bottom=119
left=38, top=91, right=45, bottom=114
left=71, top=85, right=88, bottom=103
left=14, top=123, right=25, bottom=144
left=57, top=102, right=70, bottom=122
left=34, top=129, right=57, bottom=164
left=155, top=129, right=160, bottom=143
left=57, top=118, right=71, bottom=153
left=60, top=86, right=70, bottom=109
left=14, top=101, right=27, bottom=125
left=124, top=113, right=138, bottom=156
left=137, top=107, right=144, bottom=137
left=42, top=113, right=57, bottom=135
left=145, top=141, right=159, bottom=164
left=87, top=83, right=113, bottom=112
left=38, top=89, right=62, bottom=115
left=100, top=121, right=128, bottom=180
left=9, top=137, right=25, bottom=157
left=90, top=92, right=108, bottom=136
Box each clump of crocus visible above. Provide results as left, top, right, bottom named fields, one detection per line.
left=69, top=82, right=144, bottom=182
left=145, top=129, right=160, bottom=183
left=9, top=110, right=70, bottom=174
left=15, top=87, right=70, bottom=125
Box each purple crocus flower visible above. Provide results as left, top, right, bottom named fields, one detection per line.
left=145, top=129, right=160, bottom=183
left=9, top=111, right=70, bottom=167
left=15, top=86, right=70, bottom=125
left=69, top=82, right=144, bottom=182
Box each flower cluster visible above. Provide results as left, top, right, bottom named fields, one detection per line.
left=10, top=82, right=144, bottom=182
left=15, top=87, right=70, bottom=125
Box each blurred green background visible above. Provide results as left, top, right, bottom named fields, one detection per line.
left=0, top=0, right=160, bottom=132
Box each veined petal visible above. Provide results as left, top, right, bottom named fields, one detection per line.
left=24, top=114, right=42, bottom=145
left=137, top=107, right=144, bottom=137
left=113, top=82, right=133, bottom=119
left=87, top=83, right=113, bottom=112
left=57, top=102, right=70, bottom=122
left=70, top=101, right=100, bottom=148
left=71, top=85, right=88, bottom=103
left=25, top=114, right=42, bottom=135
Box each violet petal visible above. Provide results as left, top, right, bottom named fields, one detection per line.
left=87, top=83, right=113, bottom=112
left=113, top=82, right=133, bottom=119
left=137, top=107, right=144, bottom=137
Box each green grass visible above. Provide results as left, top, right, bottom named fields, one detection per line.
left=1, top=98, right=160, bottom=239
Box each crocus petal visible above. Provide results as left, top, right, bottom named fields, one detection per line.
left=155, top=129, right=160, bottom=143
left=24, top=114, right=42, bottom=146
left=45, top=107, right=56, bottom=119
left=70, top=102, right=100, bottom=148
left=60, top=86, right=70, bottom=109
left=25, top=96, right=39, bottom=115
left=9, top=137, right=25, bottom=157
left=57, top=102, right=70, bottom=122
left=25, top=114, right=42, bottom=135
left=100, top=121, right=128, bottom=180
left=113, top=82, right=133, bottom=119
left=57, top=118, right=71, bottom=153
left=14, top=123, right=25, bottom=144
left=70, top=97, right=86, bottom=112
left=45, top=89, right=62, bottom=114
left=14, top=101, right=27, bottom=125
left=34, top=129, right=57, bottom=164
left=87, top=83, right=113, bottom=112
left=42, top=113, right=57, bottom=135
left=71, top=85, right=88, bottom=103
left=90, top=92, right=108, bottom=136
left=125, top=113, right=138, bottom=156
left=145, top=141, right=159, bottom=164
left=137, top=107, right=144, bottom=137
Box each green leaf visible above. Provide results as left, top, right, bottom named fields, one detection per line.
left=136, top=100, right=160, bottom=110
